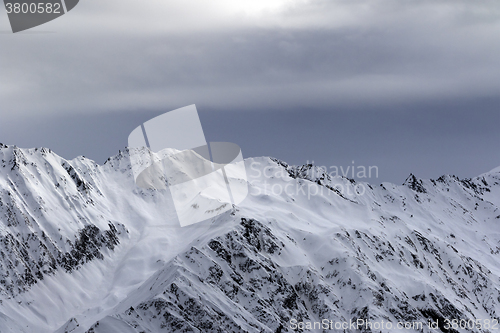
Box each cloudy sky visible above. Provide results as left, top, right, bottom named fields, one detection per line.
left=1, top=0, right=499, bottom=183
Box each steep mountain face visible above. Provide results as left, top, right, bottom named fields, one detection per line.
left=0, top=146, right=126, bottom=297
left=0, top=144, right=498, bottom=333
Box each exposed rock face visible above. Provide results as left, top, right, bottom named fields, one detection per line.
left=85, top=215, right=500, bottom=333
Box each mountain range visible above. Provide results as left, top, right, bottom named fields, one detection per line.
left=0, top=144, right=498, bottom=332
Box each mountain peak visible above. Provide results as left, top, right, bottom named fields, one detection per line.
left=403, top=173, right=427, bottom=193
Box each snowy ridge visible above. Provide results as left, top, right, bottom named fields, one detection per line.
left=0, top=146, right=126, bottom=297
left=0, top=145, right=498, bottom=332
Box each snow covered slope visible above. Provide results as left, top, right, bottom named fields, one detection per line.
left=0, top=144, right=498, bottom=332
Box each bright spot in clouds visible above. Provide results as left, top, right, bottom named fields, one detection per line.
left=226, top=0, right=294, bottom=15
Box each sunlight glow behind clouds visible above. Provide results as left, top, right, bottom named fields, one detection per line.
left=63, top=0, right=305, bottom=33
left=220, top=0, right=298, bottom=16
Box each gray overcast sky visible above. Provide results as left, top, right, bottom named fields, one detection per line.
left=1, top=0, right=499, bottom=183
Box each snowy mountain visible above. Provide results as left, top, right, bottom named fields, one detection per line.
left=0, top=144, right=498, bottom=333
